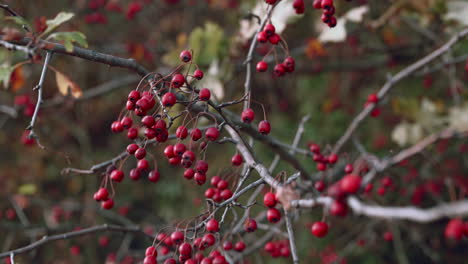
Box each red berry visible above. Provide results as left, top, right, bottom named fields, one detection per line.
left=194, top=172, right=207, bottom=185
left=231, top=154, right=243, bottom=166
left=340, top=174, right=361, bottom=193
left=344, top=164, right=353, bottom=174
left=95, top=188, right=109, bottom=201
left=330, top=200, right=348, bottom=217
left=179, top=242, right=192, bottom=255
left=202, top=233, right=216, bottom=247
left=142, top=115, right=156, bottom=127
left=180, top=50, right=192, bottom=63
left=126, top=100, right=135, bottom=110
left=317, top=162, right=327, bottom=171
left=268, top=34, right=281, bottom=45
left=241, top=108, right=255, bottom=123
left=311, top=221, right=328, bottom=237
left=199, top=88, right=211, bottom=101
left=223, top=241, right=233, bottom=251
left=313, top=0, right=322, bottom=9
left=217, top=180, right=229, bottom=190
left=111, top=121, right=124, bottom=133
left=136, top=97, right=151, bottom=110
left=205, top=127, right=220, bottom=141
left=127, top=143, right=139, bottom=154
left=184, top=168, right=195, bottom=180
left=121, top=117, right=133, bottom=128
left=195, top=160, right=209, bottom=174
left=176, top=126, right=188, bottom=139
left=445, top=218, right=464, bottom=240
left=314, top=180, right=326, bottom=192
left=328, top=154, right=338, bottom=164
left=234, top=241, right=246, bottom=252
left=323, top=5, right=335, bottom=15
left=257, top=31, right=268, bottom=43
left=101, top=198, right=114, bottom=210
left=256, top=61, right=268, bottom=72
left=264, top=24, right=275, bottom=36
left=127, top=127, right=138, bottom=139
left=309, top=143, right=320, bottom=154
left=171, top=74, right=185, bottom=88
left=220, top=189, right=233, bottom=200
left=194, top=69, right=204, bottom=80
left=321, top=0, right=333, bottom=9
left=137, top=159, right=149, bottom=171
left=146, top=246, right=157, bottom=257
left=264, top=192, right=278, bottom=208
left=169, top=156, right=181, bottom=166
left=267, top=208, right=281, bottom=223
left=154, top=119, right=167, bottom=131
left=162, top=92, right=177, bottom=107
left=164, top=145, right=175, bottom=159
left=205, top=187, right=215, bottom=198
left=135, top=148, right=146, bottom=159
left=148, top=170, right=160, bottom=182
left=191, top=128, right=202, bottom=141
left=383, top=231, right=393, bottom=241
left=143, top=257, right=156, bottom=264
left=129, top=168, right=141, bottom=180
left=110, top=170, right=124, bottom=182
left=206, top=219, right=220, bottom=232
left=244, top=218, right=257, bottom=232
left=328, top=16, right=337, bottom=28
left=367, top=93, right=379, bottom=103
left=283, top=56, right=295, bottom=72
left=174, top=143, right=187, bottom=157
left=128, top=90, right=141, bottom=101
left=171, top=231, right=184, bottom=244
left=258, top=120, right=271, bottom=135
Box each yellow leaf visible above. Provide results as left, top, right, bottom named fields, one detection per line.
left=55, top=70, right=82, bottom=98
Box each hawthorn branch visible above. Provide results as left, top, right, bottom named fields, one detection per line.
left=26, top=51, right=52, bottom=149
left=292, top=197, right=468, bottom=223
left=0, top=40, right=34, bottom=55
left=0, top=224, right=147, bottom=258
left=11, top=38, right=150, bottom=77
left=332, top=27, right=468, bottom=154
left=284, top=210, right=299, bottom=264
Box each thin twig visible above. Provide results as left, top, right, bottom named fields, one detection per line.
left=26, top=51, right=52, bottom=149
left=284, top=210, right=299, bottom=264
left=0, top=224, right=146, bottom=258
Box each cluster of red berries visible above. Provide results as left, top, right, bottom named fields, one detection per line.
left=204, top=176, right=234, bottom=202
left=314, top=0, right=338, bottom=28
left=263, top=240, right=291, bottom=258
left=364, top=93, right=381, bottom=117
left=241, top=108, right=271, bottom=135
left=263, top=192, right=282, bottom=223
left=142, top=226, right=239, bottom=264
left=307, top=142, right=338, bottom=172
left=255, top=22, right=296, bottom=77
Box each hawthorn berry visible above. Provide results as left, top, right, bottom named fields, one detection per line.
left=134, top=148, right=146, bottom=159
left=445, top=218, right=464, bottom=240
left=264, top=24, right=275, bottom=36
left=340, top=174, right=361, bottom=193
left=145, top=246, right=157, bottom=257
left=231, top=154, right=243, bottom=166
left=180, top=50, right=192, bottom=63
left=314, top=180, right=326, bottom=192
left=264, top=192, right=277, bottom=208
left=148, top=170, right=160, bottom=182
left=202, top=233, right=216, bottom=247
left=142, top=115, right=156, bottom=127
left=174, top=143, right=187, bottom=157
left=220, top=189, right=233, bottom=200
left=269, top=34, right=281, bottom=45
left=330, top=200, right=348, bottom=217
left=101, top=198, right=114, bottom=210
left=194, top=172, right=207, bottom=185
left=179, top=242, right=192, bottom=256
left=199, top=88, right=211, bottom=101
left=223, top=241, right=233, bottom=251
left=309, top=143, right=320, bottom=154
left=257, top=31, right=268, bottom=43
left=328, top=154, right=338, bottom=164
left=256, top=61, right=268, bottom=72
left=128, top=90, right=140, bottom=101
left=190, top=128, right=202, bottom=141
left=171, top=74, right=185, bottom=88
left=205, top=127, right=220, bottom=141
left=367, top=93, right=379, bottom=103
left=267, top=208, right=281, bottom=223
left=127, top=143, right=139, bottom=154
left=171, top=231, right=184, bottom=244
left=265, top=0, right=277, bottom=5
left=194, top=69, right=204, bottom=80
left=176, top=126, right=188, bottom=139
left=184, top=168, right=195, bottom=180
left=162, top=92, right=177, bottom=107
left=241, top=108, right=255, bottom=123
left=110, top=170, right=124, bottom=182
left=258, top=120, right=271, bottom=135
left=121, top=117, right=133, bottom=128
left=344, top=164, right=353, bottom=174
left=244, top=218, right=257, bottom=232
left=143, top=257, right=156, bottom=264
left=234, top=241, right=246, bottom=252
left=205, top=187, right=215, bottom=198
left=129, top=168, right=141, bottom=180
left=311, top=221, right=329, bottom=237
left=206, top=218, right=220, bottom=232
left=95, top=188, right=109, bottom=201
left=137, top=159, right=149, bottom=171
left=111, top=121, right=124, bottom=133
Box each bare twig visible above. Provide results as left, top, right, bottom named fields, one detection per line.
left=332, top=27, right=468, bottom=154
left=0, top=40, right=33, bottom=55
left=26, top=51, right=52, bottom=149
left=0, top=224, right=147, bottom=258
left=284, top=210, right=299, bottom=264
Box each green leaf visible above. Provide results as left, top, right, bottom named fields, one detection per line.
left=47, top=32, right=88, bottom=52
left=4, top=16, right=32, bottom=29
left=43, top=12, right=75, bottom=36
left=18, top=184, right=37, bottom=195
left=0, top=65, right=14, bottom=89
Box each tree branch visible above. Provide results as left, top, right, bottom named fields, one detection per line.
left=332, top=27, right=468, bottom=154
